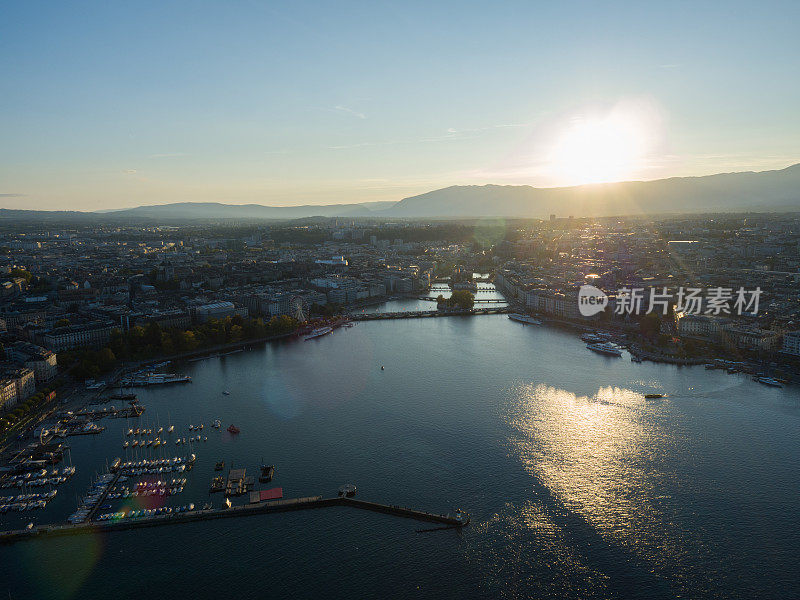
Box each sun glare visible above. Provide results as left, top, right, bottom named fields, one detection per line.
left=548, top=106, right=653, bottom=186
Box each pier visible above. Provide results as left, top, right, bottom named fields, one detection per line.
left=352, top=307, right=510, bottom=321
left=70, top=404, right=144, bottom=420
left=84, top=471, right=122, bottom=522
left=0, top=495, right=469, bottom=544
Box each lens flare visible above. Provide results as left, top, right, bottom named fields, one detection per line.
left=547, top=100, right=661, bottom=186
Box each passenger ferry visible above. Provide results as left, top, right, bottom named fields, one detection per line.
left=304, top=326, right=333, bottom=341
left=119, top=373, right=191, bottom=387
left=586, top=342, right=623, bottom=357
left=581, top=332, right=611, bottom=343
left=507, top=313, right=542, bottom=326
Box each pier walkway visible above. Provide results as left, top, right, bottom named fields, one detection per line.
left=0, top=496, right=469, bottom=544
left=84, top=471, right=122, bottom=522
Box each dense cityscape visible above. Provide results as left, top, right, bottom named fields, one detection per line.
left=2, top=213, right=799, bottom=426
left=3, top=1, right=800, bottom=598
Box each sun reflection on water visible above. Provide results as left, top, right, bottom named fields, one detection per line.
left=503, top=382, right=690, bottom=569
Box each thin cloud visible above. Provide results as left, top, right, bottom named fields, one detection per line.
left=0, top=193, right=25, bottom=197
left=123, top=169, right=137, bottom=174
left=445, top=122, right=533, bottom=135
left=327, top=122, right=532, bottom=150
left=333, top=105, right=366, bottom=119
left=148, top=152, right=187, bottom=158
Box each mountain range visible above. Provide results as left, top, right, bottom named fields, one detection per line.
left=2, top=163, right=799, bottom=221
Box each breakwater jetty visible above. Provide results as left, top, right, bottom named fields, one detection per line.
left=0, top=496, right=470, bottom=544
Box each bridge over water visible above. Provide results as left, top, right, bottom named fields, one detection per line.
left=418, top=296, right=507, bottom=303
left=351, top=307, right=510, bottom=320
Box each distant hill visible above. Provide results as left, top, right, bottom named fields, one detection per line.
left=110, top=201, right=397, bottom=220
left=1, top=164, right=798, bottom=221
left=382, top=163, right=800, bottom=218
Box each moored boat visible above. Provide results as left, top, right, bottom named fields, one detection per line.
left=259, top=464, right=275, bottom=482
left=508, top=313, right=542, bottom=325
left=304, top=326, right=333, bottom=341
left=586, top=342, right=622, bottom=357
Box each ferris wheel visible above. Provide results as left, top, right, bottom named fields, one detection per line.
left=290, top=296, right=306, bottom=322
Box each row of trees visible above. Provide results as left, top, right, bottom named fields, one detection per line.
left=0, top=386, right=56, bottom=434
left=64, top=314, right=300, bottom=380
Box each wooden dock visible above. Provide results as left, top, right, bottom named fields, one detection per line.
left=0, top=496, right=469, bottom=544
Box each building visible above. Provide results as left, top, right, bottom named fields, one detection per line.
left=42, top=321, right=114, bottom=351
left=0, top=379, right=17, bottom=410
left=6, top=341, right=58, bottom=383
left=3, top=367, right=35, bottom=402
left=720, top=325, right=781, bottom=352
left=676, top=314, right=728, bottom=340
left=194, top=302, right=236, bottom=322
left=143, top=310, right=192, bottom=330
left=781, top=330, right=800, bottom=357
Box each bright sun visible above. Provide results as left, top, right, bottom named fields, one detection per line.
left=548, top=109, right=650, bottom=186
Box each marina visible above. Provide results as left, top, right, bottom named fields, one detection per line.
left=1, top=310, right=798, bottom=600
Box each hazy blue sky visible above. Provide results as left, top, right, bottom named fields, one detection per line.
left=1, top=1, right=798, bottom=210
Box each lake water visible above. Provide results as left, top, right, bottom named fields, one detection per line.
left=2, top=293, right=799, bottom=599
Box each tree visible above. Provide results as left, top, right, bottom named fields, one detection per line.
left=97, top=347, right=117, bottom=371
left=448, top=290, right=475, bottom=310
left=10, top=268, right=33, bottom=283
left=639, top=312, right=661, bottom=339
left=144, top=322, right=163, bottom=347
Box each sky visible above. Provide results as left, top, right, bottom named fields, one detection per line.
left=1, top=0, right=798, bottom=211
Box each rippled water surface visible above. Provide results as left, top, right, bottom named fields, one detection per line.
left=2, top=306, right=799, bottom=599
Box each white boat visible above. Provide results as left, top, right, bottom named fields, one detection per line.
left=508, top=313, right=542, bottom=326
left=757, top=377, right=784, bottom=388
left=586, top=342, right=623, bottom=357
left=304, top=326, right=333, bottom=341
left=222, top=391, right=230, bottom=396
left=119, top=373, right=192, bottom=387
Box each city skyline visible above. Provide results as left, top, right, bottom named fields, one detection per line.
left=2, top=1, right=799, bottom=211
